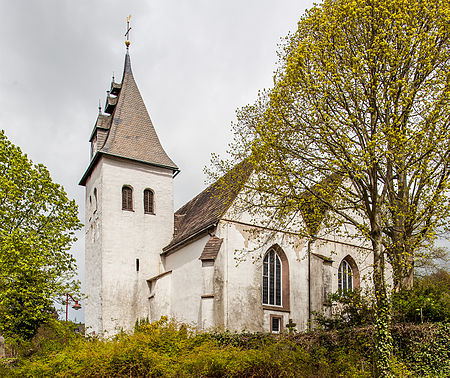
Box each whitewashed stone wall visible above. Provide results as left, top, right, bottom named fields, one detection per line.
left=85, top=156, right=174, bottom=335
left=214, top=220, right=309, bottom=332
left=163, top=235, right=208, bottom=326
left=0, top=335, right=5, bottom=358
left=149, top=272, right=172, bottom=322
left=84, top=159, right=104, bottom=335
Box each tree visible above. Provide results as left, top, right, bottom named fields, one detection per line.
left=216, top=0, right=449, bottom=375
left=0, top=131, right=82, bottom=341
left=414, top=246, right=449, bottom=277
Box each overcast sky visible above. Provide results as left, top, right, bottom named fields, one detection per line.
left=0, top=0, right=315, bottom=321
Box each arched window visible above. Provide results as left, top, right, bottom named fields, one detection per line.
left=143, top=189, right=154, bottom=214
left=262, top=245, right=290, bottom=311
left=122, top=186, right=133, bottom=211
left=338, top=256, right=360, bottom=292
left=263, top=249, right=282, bottom=306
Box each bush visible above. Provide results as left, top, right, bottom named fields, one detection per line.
left=2, top=318, right=448, bottom=377
left=314, top=289, right=375, bottom=330
left=315, top=270, right=450, bottom=330
left=391, top=323, right=450, bottom=377
left=392, top=270, right=450, bottom=323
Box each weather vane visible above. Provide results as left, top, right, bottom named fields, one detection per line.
left=125, top=15, right=132, bottom=49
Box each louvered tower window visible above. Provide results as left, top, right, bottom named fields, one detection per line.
left=263, top=249, right=282, bottom=306
left=144, top=189, right=154, bottom=214
left=122, top=186, right=133, bottom=211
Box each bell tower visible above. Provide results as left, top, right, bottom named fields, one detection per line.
left=79, top=35, right=178, bottom=335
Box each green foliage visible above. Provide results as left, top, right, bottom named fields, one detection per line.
left=3, top=318, right=448, bottom=377
left=391, top=323, right=450, bottom=377
left=316, top=271, right=450, bottom=330
left=392, top=270, right=450, bottom=323
left=0, top=131, right=82, bottom=341
left=315, top=289, right=375, bottom=330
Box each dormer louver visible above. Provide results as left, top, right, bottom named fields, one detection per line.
left=110, top=82, right=121, bottom=95
left=89, top=114, right=111, bottom=159
left=104, top=95, right=118, bottom=114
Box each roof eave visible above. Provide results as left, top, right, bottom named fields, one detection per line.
left=162, top=223, right=217, bottom=256
left=102, top=152, right=179, bottom=173
left=79, top=151, right=102, bottom=186
left=79, top=151, right=180, bottom=187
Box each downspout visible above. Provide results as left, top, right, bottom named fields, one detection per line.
left=307, top=237, right=315, bottom=330
left=307, top=239, right=311, bottom=330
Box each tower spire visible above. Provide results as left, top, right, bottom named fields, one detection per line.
left=125, top=15, right=132, bottom=50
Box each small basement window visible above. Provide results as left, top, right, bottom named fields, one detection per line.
left=136, top=258, right=140, bottom=272
left=270, top=315, right=283, bottom=334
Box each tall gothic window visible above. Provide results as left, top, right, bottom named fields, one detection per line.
left=122, top=186, right=133, bottom=211
left=143, top=189, right=154, bottom=214
left=338, top=258, right=357, bottom=292
left=263, top=249, right=282, bottom=306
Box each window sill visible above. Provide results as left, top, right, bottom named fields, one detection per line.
left=144, top=212, right=155, bottom=215
left=122, top=209, right=135, bottom=212
left=263, top=305, right=290, bottom=313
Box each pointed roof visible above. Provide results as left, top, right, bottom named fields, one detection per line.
left=80, top=53, right=177, bottom=186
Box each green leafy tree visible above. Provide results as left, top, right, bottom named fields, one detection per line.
left=0, top=131, right=82, bottom=341
left=215, top=0, right=449, bottom=374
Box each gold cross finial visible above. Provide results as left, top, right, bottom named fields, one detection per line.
left=125, top=15, right=132, bottom=49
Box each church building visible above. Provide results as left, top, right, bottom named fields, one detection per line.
left=80, top=50, right=375, bottom=336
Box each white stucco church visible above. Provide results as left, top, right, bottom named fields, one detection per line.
left=80, top=51, right=375, bottom=336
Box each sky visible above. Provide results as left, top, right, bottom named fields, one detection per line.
left=0, top=0, right=315, bottom=321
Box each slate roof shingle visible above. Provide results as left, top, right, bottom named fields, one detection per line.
left=100, top=53, right=178, bottom=170
left=199, top=236, right=223, bottom=260
left=163, top=160, right=253, bottom=253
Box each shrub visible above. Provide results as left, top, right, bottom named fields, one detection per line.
left=3, top=319, right=448, bottom=377
left=392, top=270, right=450, bottom=323
left=315, top=270, right=450, bottom=330
left=314, top=289, right=375, bottom=330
